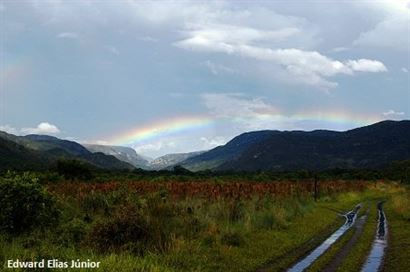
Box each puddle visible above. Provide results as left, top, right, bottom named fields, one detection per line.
left=361, top=202, right=387, bottom=272
left=287, top=204, right=361, bottom=272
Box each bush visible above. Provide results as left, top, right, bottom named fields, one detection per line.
left=90, top=205, right=151, bottom=254
left=0, top=173, right=60, bottom=234
left=221, top=231, right=245, bottom=247
left=56, top=159, right=94, bottom=180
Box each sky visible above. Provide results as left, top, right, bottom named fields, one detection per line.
left=0, top=0, right=409, bottom=158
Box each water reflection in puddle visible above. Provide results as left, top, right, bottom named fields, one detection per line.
left=361, top=203, right=387, bottom=272
left=287, top=205, right=361, bottom=272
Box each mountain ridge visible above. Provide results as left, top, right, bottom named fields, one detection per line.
left=84, top=144, right=150, bottom=169
left=0, top=132, right=134, bottom=170
left=180, top=120, right=410, bottom=171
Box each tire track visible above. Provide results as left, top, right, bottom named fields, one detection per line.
left=287, top=204, right=361, bottom=272
left=322, top=213, right=368, bottom=272
left=361, top=201, right=387, bottom=272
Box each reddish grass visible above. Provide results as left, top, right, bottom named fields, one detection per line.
left=47, top=180, right=369, bottom=200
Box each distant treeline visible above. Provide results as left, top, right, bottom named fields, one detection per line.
left=1, top=158, right=409, bottom=184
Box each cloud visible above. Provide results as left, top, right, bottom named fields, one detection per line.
left=200, top=136, right=226, bottom=148
left=345, top=59, right=387, bottom=72
left=353, top=17, right=410, bottom=51
left=57, top=32, right=79, bottom=39
left=331, top=47, right=349, bottom=53
left=201, top=93, right=278, bottom=120
left=0, top=125, right=18, bottom=135
left=402, top=67, right=409, bottom=73
left=176, top=26, right=387, bottom=89
left=21, top=122, right=61, bottom=135
left=201, top=93, right=382, bottom=131
left=201, top=93, right=289, bottom=130
left=202, top=60, right=235, bottom=75
left=96, top=140, right=108, bottom=145
left=383, top=110, right=405, bottom=117
left=353, top=1, right=410, bottom=51
left=180, top=24, right=300, bottom=46
left=133, top=140, right=177, bottom=154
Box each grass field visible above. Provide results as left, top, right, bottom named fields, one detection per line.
left=0, top=173, right=409, bottom=272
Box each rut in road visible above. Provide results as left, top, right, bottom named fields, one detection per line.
left=287, top=204, right=361, bottom=272
left=361, top=202, right=388, bottom=272
left=321, top=212, right=368, bottom=272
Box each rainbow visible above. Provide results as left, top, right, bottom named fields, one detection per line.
left=291, top=110, right=383, bottom=127
left=110, top=116, right=213, bottom=145
left=0, top=58, right=30, bottom=90
left=229, top=109, right=383, bottom=129
left=107, top=110, right=384, bottom=146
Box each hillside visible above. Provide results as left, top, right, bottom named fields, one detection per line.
left=181, top=120, right=410, bottom=171
left=84, top=144, right=150, bottom=168
left=0, top=132, right=134, bottom=170
left=149, top=151, right=206, bottom=170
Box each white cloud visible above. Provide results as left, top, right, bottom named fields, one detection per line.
left=331, top=47, right=349, bottom=53
left=57, top=32, right=79, bottom=39
left=202, top=60, right=235, bottom=75
left=345, top=59, right=387, bottom=72
left=0, top=125, right=18, bottom=135
left=201, top=93, right=382, bottom=131
left=96, top=140, right=108, bottom=145
left=201, top=93, right=278, bottom=120
left=383, top=110, right=405, bottom=116
left=353, top=1, right=410, bottom=51
left=21, top=122, right=60, bottom=135
left=201, top=93, right=289, bottom=130
left=200, top=136, right=226, bottom=147
left=402, top=67, right=409, bottom=73
left=133, top=141, right=166, bottom=153
left=176, top=26, right=387, bottom=89
left=180, top=24, right=300, bottom=46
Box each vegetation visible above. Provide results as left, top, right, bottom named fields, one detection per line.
left=383, top=187, right=410, bottom=272
left=0, top=172, right=60, bottom=234
left=0, top=170, right=408, bottom=271
left=56, top=159, right=94, bottom=180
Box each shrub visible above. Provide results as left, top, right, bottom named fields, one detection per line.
left=221, top=231, right=245, bottom=247
left=0, top=173, right=60, bottom=234
left=90, top=205, right=151, bottom=255
left=56, top=159, right=93, bottom=180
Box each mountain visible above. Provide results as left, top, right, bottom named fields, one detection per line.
left=180, top=131, right=276, bottom=171
left=181, top=120, right=410, bottom=172
left=148, top=151, right=206, bottom=170
left=0, top=131, right=134, bottom=170
left=24, top=134, right=91, bottom=156
left=84, top=144, right=150, bottom=169
left=0, top=136, right=51, bottom=170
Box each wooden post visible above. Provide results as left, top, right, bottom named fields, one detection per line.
left=314, top=174, right=318, bottom=202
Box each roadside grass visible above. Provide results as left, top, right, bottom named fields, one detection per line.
left=383, top=186, right=410, bottom=272
left=0, top=177, right=404, bottom=272
left=0, top=241, right=174, bottom=272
